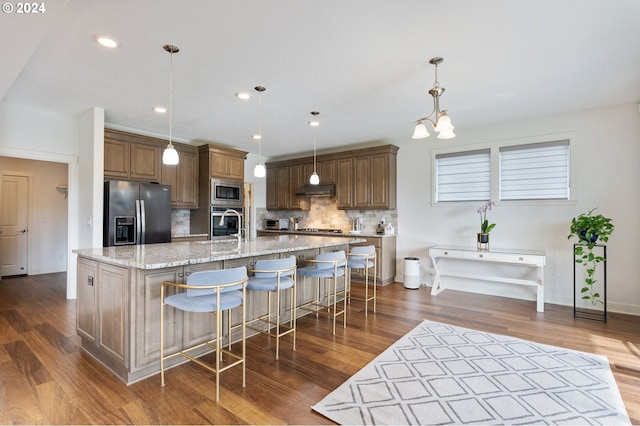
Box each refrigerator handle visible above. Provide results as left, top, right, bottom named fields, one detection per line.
left=140, top=199, right=146, bottom=244
left=135, top=199, right=142, bottom=244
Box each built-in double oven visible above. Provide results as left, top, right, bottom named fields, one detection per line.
left=210, top=178, right=244, bottom=239
left=211, top=206, right=243, bottom=238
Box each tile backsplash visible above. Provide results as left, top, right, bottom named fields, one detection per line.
left=257, top=197, right=397, bottom=234
left=173, top=199, right=397, bottom=236
left=171, top=208, right=191, bottom=235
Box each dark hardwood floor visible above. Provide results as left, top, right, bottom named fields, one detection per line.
left=1, top=272, right=639, bottom=424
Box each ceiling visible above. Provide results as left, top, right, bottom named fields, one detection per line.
left=2, top=0, right=640, bottom=159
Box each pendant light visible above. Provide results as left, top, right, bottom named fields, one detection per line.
left=162, top=44, right=180, bottom=165
left=309, top=111, right=320, bottom=185
left=412, top=57, right=455, bottom=140
left=253, top=86, right=266, bottom=178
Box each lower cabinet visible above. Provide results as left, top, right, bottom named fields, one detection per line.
left=349, top=236, right=396, bottom=285
left=76, top=258, right=129, bottom=374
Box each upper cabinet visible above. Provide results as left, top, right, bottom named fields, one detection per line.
left=266, top=145, right=398, bottom=211
left=161, top=144, right=198, bottom=208
left=206, top=145, right=246, bottom=180
left=104, top=129, right=199, bottom=208
left=105, top=130, right=162, bottom=182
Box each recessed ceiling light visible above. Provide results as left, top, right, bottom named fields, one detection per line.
left=153, top=106, right=167, bottom=113
left=236, top=92, right=250, bottom=100
left=95, top=36, right=119, bottom=48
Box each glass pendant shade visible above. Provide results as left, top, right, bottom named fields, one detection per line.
left=434, top=111, right=454, bottom=132
left=437, top=129, right=456, bottom=139
left=254, top=162, right=266, bottom=177
left=412, top=121, right=430, bottom=139
left=162, top=144, right=179, bottom=165
left=309, top=171, right=320, bottom=185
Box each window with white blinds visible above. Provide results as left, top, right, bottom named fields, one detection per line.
left=499, top=140, right=570, bottom=200
left=435, top=149, right=490, bottom=202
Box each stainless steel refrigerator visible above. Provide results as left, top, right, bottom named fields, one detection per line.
left=103, top=180, right=172, bottom=247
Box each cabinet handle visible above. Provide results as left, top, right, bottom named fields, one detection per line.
left=478, top=254, right=484, bottom=258
left=178, top=272, right=185, bottom=277
left=519, top=257, right=524, bottom=261
left=444, top=251, right=448, bottom=255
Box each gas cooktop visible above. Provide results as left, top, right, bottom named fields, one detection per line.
left=297, top=228, right=343, bottom=234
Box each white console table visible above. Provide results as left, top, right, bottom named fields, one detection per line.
left=429, top=246, right=546, bottom=312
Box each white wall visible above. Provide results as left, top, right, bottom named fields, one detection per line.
left=393, top=103, right=640, bottom=315
left=0, top=101, right=100, bottom=298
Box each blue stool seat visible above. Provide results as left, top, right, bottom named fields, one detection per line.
left=247, top=256, right=297, bottom=359
left=160, top=266, right=248, bottom=401
left=165, top=290, right=243, bottom=312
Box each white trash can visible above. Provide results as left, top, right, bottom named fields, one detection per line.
left=403, top=257, right=420, bottom=289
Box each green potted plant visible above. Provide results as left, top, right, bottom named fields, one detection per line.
left=567, top=208, right=614, bottom=306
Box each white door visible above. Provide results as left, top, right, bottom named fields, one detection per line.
left=1, top=174, right=29, bottom=276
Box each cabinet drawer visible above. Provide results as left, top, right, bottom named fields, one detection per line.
left=429, top=248, right=464, bottom=258
left=462, top=251, right=543, bottom=265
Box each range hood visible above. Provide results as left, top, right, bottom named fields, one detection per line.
left=295, top=184, right=336, bottom=197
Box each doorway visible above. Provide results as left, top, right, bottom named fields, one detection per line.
left=1, top=173, right=30, bottom=277
left=0, top=157, right=69, bottom=283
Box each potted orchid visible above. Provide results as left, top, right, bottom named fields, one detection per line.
left=477, top=200, right=495, bottom=250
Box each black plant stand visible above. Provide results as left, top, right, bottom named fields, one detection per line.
left=573, top=243, right=607, bottom=322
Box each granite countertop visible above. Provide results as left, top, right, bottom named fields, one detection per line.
left=73, top=234, right=364, bottom=270
left=259, top=229, right=397, bottom=238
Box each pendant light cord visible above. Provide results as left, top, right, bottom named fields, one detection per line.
left=258, top=90, right=262, bottom=161
left=168, top=48, right=174, bottom=148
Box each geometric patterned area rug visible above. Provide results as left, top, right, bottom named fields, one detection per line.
left=312, top=320, right=630, bottom=425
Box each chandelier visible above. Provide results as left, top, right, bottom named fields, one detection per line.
left=412, top=57, right=455, bottom=140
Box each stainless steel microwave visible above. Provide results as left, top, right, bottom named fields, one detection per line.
left=211, top=178, right=243, bottom=207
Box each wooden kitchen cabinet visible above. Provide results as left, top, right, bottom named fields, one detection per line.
left=288, top=163, right=308, bottom=209
left=76, top=258, right=98, bottom=344
left=104, top=129, right=162, bottom=182
left=349, top=235, right=397, bottom=285
left=317, top=159, right=336, bottom=184
left=161, top=144, right=198, bottom=208
left=76, top=258, right=129, bottom=371
left=207, top=145, right=246, bottom=180
left=105, top=129, right=198, bottom=201
left=103, top=137, right=129, bottom=179
left=336, top=158, right=353, bottom=208
left=265, top=144, right=397, bottom=211
left=267, top=164, right=312, bottom=210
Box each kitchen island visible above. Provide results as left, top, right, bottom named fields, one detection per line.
left=73, top=235, right=356, bottom=384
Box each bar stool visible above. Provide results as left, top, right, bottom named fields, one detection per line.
left=297, top=250, right=347, bottom=334
left=160, top=266, right=248, bottom=401
left=346, top=245, right=377, bottom=316
left=246, top=255, right=297, bottom=360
